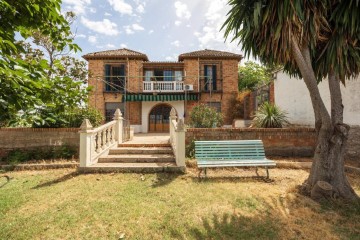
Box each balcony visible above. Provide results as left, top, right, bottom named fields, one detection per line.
left=143, top=81, right=184, bottom=93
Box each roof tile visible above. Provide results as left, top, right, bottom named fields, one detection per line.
left=82, top=48, right=148, bottom=61
left=179, top=49, right=242, bottom=61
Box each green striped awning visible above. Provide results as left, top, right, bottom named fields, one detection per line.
left=124, top=94, right=198, bottom=102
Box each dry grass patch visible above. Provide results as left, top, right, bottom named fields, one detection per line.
left=0, top=168, right=359, bottom=239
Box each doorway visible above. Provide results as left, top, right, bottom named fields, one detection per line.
left=148, top=104, right=173, bottom=132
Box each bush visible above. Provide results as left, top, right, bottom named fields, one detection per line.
left=190, top=104, right=223, bottom=128
left=2, top=145, right=77, bottom=164
left=252, top=102, right=289, bottom=128
left=186, top=138, right=196, bottom=159
left=32, top=107, right=103, bottom=128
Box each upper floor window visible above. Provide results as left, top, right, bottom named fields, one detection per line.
left=145, top=70, right=153, bottom=81
left=164, top=70, right=173, bottom=81
left=204, top=65, right=217, bottom=91
left=104, top=64, right=125, bottom=92
left=175, top=71, right=183, bottom=81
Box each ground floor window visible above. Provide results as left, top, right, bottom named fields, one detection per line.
left=149, top=104, right=172, bottom=132
left=206, top=102, right=221, bottom=113
left=105, top=102, right=125, bottom=122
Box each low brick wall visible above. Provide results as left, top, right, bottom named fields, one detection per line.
left=346, top=126, right=360, bottom=161
left=186, top=128, right=317, bottom=157
left=0, top=128, right=80, bottom=158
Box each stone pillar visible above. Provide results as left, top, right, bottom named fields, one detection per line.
left=175, top=118, right=186, bottom=167
left=79, top=119, right=93, bottom=167
left=114, top=108, right=123, bottom=144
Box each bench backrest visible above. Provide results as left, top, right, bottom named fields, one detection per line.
left=195, top=140, right=266, bottom=160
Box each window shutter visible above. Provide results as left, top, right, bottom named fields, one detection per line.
left=105, top=64, right=111, bottom=91
left=212, top=65, right=217, bottom=90
left=204, top=65, right=208, bottom=91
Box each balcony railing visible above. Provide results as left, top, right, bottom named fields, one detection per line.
left=143, top=81, right=184, bottom=92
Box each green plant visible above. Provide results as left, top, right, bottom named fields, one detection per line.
left=186, top=138, right=196, bottom=159
left=252, top=102, right=289, bottom=128
left=238, top=61, right=273, bottom=91
left=190, top=104, right=223, bottom=128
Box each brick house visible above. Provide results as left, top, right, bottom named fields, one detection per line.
left=83, top=48, right=242, bottom=133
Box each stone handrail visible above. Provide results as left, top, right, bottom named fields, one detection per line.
left=143, top=81, right=184, bottom=92
left=79, top=109, right=123, bottom=167
left=169, top=108, right=186, bottom=167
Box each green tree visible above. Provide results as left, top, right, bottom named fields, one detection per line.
left=223, top=0, right=359, bottom=201
left=0, top=0, right=81, bottom=126
left=238, top=61, right=272, bottom=90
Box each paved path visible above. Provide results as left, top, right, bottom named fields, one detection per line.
left=123, top=133, right=170, bottom=145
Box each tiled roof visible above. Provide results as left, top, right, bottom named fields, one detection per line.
left=178, top=49, right=242, bottom=61
left=82, top=48, right=148, bottom=61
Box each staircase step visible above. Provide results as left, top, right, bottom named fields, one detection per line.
left=78, top=162, right=185, bottom=173
left=98, top=154, right=175, bottom=163
left=109, top=147, right=173, bottom=155
left=119, top=143, right=171, bottom=148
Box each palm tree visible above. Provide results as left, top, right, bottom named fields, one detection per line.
left=223, top=0, right=360, bottom=201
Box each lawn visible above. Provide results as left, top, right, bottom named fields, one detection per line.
left=0, top=168, right=359, bottom=240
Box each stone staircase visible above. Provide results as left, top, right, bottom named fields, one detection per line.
left=83, top=143, right=185, bottom=173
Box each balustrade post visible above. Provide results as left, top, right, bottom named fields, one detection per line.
left=175, top=118, right=186, bottom=167
left=114, top=108, right=123, bottom=144
left=169, top=108, right=177, bottom=144
left=79, top=119, right=93, bottom=167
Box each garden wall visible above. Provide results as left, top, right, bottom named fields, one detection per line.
left=186, top=128, right=317, bottom=157
left=0, top=128, right=80, bottom=158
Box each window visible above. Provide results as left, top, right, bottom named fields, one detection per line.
left=164, top=70, right=173, bottom=81
left=105, top=102, right=125, bottom=122
left=206, top=102, right=221, bottom=113
left=175, top=71, right=183, bottom=81
left=154, top=69, right=163, bottom=81
left=145, top=70, right=153, bottom=81
left=104, top=64, right=125, bottom=92
left=204, top=65, right=217, bottom=91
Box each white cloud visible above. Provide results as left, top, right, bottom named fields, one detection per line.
left=165, top=56, right=173, bottom=61
left=175, top=20, right=181, bottom=26
left=108, top=0, right=133, bottom=15
left=132, top=23, right=144, bottom=31
left=89, top=7, right=96, bottom=13
left=148, top=30, right=154, bottom=34
left=120, top=43, right=128, bottom=48
left=76, top=34, right=87, bottom=38
left=88, top=36, right=97, bottom=43
left=81, top=17, right=119, bottom=36
left=171, top=40, right=180, bottom=47
left=136, top=4, right=145, bottom=13
left=124, top=23, right=144, bottom=34
left=62, top=0, right=91, bottom=15
left=104, top=12, right=112, bottom=16
left=174, top=1, right=191, bottom=19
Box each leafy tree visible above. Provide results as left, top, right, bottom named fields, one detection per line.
left=0, top=0, right=82, bottom=126
left=252, top=102, right=289, bottom=128
left=238, top=61, right=272, bottom=90
left=190, top=104, right=223, bottom=128
left=223, top=0, right=359, bottom=200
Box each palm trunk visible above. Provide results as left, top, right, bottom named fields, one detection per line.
left=291, top=38, right=358, bottom=201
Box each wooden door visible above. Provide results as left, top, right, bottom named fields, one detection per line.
left=149, top=104, right=172, bottom=132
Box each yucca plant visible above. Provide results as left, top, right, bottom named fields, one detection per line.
left=252, top=102, right=289, bottom=128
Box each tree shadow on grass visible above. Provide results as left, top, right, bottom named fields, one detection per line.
left=32, top=171, right=79, bottom=189
left=151, top=172, right=182, bottom=188
left=169, top=212, right=279, bottom=240
left=192, top=175, right=274, bottom=184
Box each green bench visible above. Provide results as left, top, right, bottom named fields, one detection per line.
left=195, top=140, right=276, bottom=178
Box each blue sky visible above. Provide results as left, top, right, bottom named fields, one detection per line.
left=62, top=0, right=246, bottom=62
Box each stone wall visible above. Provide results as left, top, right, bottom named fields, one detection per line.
left=186, top=128, right=317, bottom=157
left=346, top=126, right=360, bottom=162
left=0, top=128, right=79, bottom=158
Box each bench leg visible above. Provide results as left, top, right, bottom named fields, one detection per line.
left=255, top=167, right=259, bottom=177
left=266, top=167, right=269, bottom=179
left=204, top=168, right=207, bottom=177
left=198, top=168, right=203, bottom=178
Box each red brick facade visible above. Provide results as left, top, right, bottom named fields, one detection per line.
left=83, top=48, right=242, bottom=130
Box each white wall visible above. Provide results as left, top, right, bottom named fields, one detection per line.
left=140, top=101, right=184, bottom=133
left=275, top=71, right=360, bottom=126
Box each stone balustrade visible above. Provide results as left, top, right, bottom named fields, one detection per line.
left=169, top=108, right=186, bottom=167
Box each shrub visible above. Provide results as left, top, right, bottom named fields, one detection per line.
left=2, top=145, right=77, bottom=164
left=186, top=138, right=196, bottom=159
left=32, top=107, right=103, bottom=128
left=190, top=104, right=223, bottom=128
left=252, top=102, right=289, bottom=128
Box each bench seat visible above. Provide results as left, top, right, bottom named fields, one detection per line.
left=195, top=140, right=276, bottom=178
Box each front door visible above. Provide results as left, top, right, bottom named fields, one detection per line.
left=149, top=104, right=172, bottom=132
